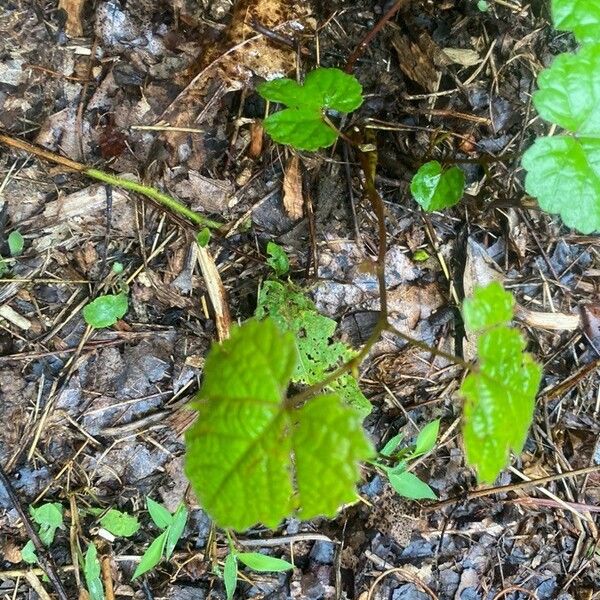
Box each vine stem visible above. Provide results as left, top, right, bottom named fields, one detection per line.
left=0, top=133, right=223, bottom=230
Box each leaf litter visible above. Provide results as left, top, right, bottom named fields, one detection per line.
left=0, top=0, right=599, bottom=599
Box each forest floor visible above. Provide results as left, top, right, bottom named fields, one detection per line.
left=0, top=0, right=600, bottom=599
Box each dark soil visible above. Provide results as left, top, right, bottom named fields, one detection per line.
left=0, top=1, right=599, bottom=599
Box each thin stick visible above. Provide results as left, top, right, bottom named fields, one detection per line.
left=0, top=463, right=69, bottom=600
left=425, top=464, right=600, bottom=512
left=345, top=0, right=412, bottom=72
left=0, top=133, right=222, bottom=230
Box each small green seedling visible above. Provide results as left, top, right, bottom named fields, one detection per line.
left=222, top=550, right=294, bottom=599
left=0, top=229, right=26, bottom=276
left=410, top=160, right=465, bottom=212
left=522, top=0, right=600, bottom=233
left=197, top=228, right=211, bottom=248
left=185, top=318, right=373, bottom=531
left=258, top=67, right=363, bottom=150
left=83, top=544, right=104, bottom=600
left=132, top=499, right=188, bottom=580
left=373, top=419, right=440, bottom=500
left=460, top=283, right=542, bottom=482
left=21, top=502, right=64, bottom=564
left=477, top=0, right=489, bottom=11
left=265, top=241, right=290, bottom=276
left=83, top=292, right=128, bottom=328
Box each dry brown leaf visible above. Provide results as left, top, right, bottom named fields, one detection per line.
left=59, top=0, right=85, bottom=37
left=283, top=155, right=303, bottom=220
left=248, top=121, right=264, bottom=158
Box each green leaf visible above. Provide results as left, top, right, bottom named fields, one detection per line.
left=523, top=135, right=600, bottom=234
left=461, top=326, right=542, bottom=483
left=30, top=503, right=63, bottom=546
left=83, top=293, right=128, bottom=328
left=263, top=108, right=338, bottom=151
left=99, top=509, right=140, bottom=538
left=522, top=43, right=600, bottom=233
left=387, top=470, right=437, bottom=500
left=84, top=544, right=104, bottom=600
left=184, top=318, right=373, bottom=530
left=380, top=432, right=403, bottom=457
left=413, top=419, right=440, bottom=457
left=21, top=541, right=37, bottom=564
left=266, top=241, right=290, bottom=276
left=462, top=281, right=514, bottom=331
left=258, top=67, right=363, bottom=150
left=197, top=228, right=211, bottom=248
left=410, top=161, right=465, bottom=211
left=132, top=530, right=168, bottom=580
left=301, top=67, right=363, bottom=113
left=165, top=504, right=188, bottom=559
left=8, top=231, right=24, bottom=256
left=256, top=280, right=371, bottom=416
left=532, top=45, right=600, bottom=135
left=146, top=498, right=173, bottom=530
left=223, top=553, right=238, bottom=600
left=237, top=552, right=294, bottom=572
left=552, top=0, right=600, bottom=44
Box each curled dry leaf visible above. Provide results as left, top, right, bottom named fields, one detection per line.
left=283, top=155, right=303, bottom=220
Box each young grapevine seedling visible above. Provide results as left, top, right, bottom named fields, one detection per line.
left=257, top=67, right=363, bottom=150
left=522, top=0, right=600, bottom=233
left=410, top=160, right=465, bottom=211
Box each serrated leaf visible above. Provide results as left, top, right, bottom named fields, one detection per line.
left=146, top=498, right=173, bottom=529
left=224, top=553, right=238, bottom=600
left=462, top=281, right=514, bottom=332
left=83, top=293, right=128, bottom=328
left=552, top=0, right=600, bottom=44
left=258, top=67, right=363, bottom=150
left=263, top=108, right=338, bottom=151
left=461, top=327, right=542, bottom=483
left=410, top=161, right=465, bottom=211
left=99, top=509, right=140, bottom=538
left=301, top=67, right=363, bottom=113
left=256, top=280, right=371, bottom=416
left=266, top=241, right=290, bottom=276
left=132, top=530, right=168, bottom=580
left=523, top=43, right=600, bottom=233
left=237, top=552, right=294, bottom=572
left=523, top=136, right=600, bottom=234
left=387, top=470, right=437, bottom=500
left=30, top=503, right=63, bottom=546
left=8, top=231, right=24, bottom=256
left=184, top=318, right=373, bottom=531
left=165, top=504, right=187, bottom=559
left=84, top=544, right=104, bottom=600
left=532, top=45, right=600, bottom=135
left=413, top=419, right=440, bottom=457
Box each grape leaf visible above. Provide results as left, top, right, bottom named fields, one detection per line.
left=256, top=280, right=371, bottom=416
left=522, top=43, right=600, bottom=233
left=460, top=284, right=542, bottom=483
left=83, top=293, right=128, bottom=328
left=462, top=281, right=514, bottom=331
left=258, top=67, right=363, bottom=150
left=262, top=108, right=338, bottom=151
left=410, top=161, right=465, bottom=211
left=184, top=318, right=373, bottom=531
left=552, top=0, right=600, bottom=44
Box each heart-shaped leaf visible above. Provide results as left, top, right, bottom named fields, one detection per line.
left=410, top=160, right=465, bottom=211
left=552, top=0, right=600, bottom=44
left=184, top=319, right=373, bottom=530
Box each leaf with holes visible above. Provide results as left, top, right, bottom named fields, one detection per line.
left=184, top=319, right=373, bottom=530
